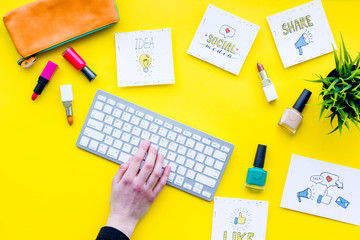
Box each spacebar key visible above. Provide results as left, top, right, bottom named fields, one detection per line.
left=195, top=173, right=216, bottom=188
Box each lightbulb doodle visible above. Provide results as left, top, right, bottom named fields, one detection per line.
left=296, top=172, right=350, bottom=209
left=139, top=54, right=152, bottom=73
left=294, top=29, right=313, bottom=55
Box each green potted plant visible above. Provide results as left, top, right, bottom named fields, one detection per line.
left=309, top=36, right=360, bottom=135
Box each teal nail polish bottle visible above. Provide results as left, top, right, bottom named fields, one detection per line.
left=245, top=144, right=268, bottom=190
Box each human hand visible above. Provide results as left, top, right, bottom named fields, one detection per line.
left=105, top=140, right=171, bottom=238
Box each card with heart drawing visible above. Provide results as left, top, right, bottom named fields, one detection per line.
left=211, top=197, right=268, bottom=240
left=281, top=154, right=360, bottom=226
left=187, top=4, right=259, bottom=75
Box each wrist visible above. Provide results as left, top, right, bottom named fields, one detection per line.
left=105, top=213, right=138, bottom=238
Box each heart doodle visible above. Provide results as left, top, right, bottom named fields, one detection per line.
left=225, top=28, right=230, bottom=33
left=326, top=176, right=332, bottom=182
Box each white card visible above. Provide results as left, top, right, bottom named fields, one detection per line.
left=212, top=197, right=268, bottom=240
left=115, top=29, right=175, bottom=87
left=267, top=0, right=336, bottom=68
left=281, top=154, right=360, bottom=226
left=187, top=4, right=260, bottom=75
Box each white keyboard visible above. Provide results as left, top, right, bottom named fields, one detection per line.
left=76, top=90, right=234, bottom=201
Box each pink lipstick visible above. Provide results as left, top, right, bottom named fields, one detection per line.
left=32, top=61, right=58, bottom=101
left=257, top=63, right=278, bottom=102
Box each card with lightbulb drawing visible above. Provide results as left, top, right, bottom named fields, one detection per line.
left=115, top=29, right=175, bottom=87
left=266, top=0, right=336, bottom=68
left=211, top=197, right=269, bottom=240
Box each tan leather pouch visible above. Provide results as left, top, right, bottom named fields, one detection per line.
left=3, top=0, right=119, bottom=67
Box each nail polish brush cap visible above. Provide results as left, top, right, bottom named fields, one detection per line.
left=253, top=144, right=267, bottom=168
left=293, top=89, right=312, bottom=112
left=81, top=66, right=97, bottom=81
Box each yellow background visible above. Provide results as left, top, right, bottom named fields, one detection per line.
left=1, top=0, right=359, bottom=239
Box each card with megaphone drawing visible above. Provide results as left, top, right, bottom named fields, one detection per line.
left=115, top=29, right=175, bottom=87
left=211, top=197, right=269, bottom=240
left=281, top=155, right=360, bottom=226
left=267, top=0, right=336, bottom=68
left=187, top=4, right=260, bottom=75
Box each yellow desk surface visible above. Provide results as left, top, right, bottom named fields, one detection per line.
left=1, top=0, right=360, bottom=239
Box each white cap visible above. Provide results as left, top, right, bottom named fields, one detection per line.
left=263, top=84, right=278, bottom=102
left=60, top=85, right=73, bottom=102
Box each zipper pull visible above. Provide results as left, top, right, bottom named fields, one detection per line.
left=17, top=55, right=37, bottom=68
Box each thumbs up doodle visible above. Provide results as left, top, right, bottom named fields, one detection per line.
left=317, top=190, right=332, bottom=205
left=234, top=212, right=246, bottom=225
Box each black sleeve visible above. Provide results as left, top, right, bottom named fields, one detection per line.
left=96, top=226, right=129, bottom=240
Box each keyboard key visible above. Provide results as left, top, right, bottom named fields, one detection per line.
left=196, top=153, right=205, bottom=163
left=80, top=136, right=90, bottom=147
left=104, top=115, right=114, bottom=125
left=183, top=182, right=193, bottom=190
left=89, top=140, right=99, bottom=150
left=194, top=163, right=204, bottom=172
left=193, top=183, right=203, bottom=194
left=103, top=125, right=113, bottom=135
left=135, top=111, right=144, bottom=117
left=98, top=144, right=108, bottom=154
left=177, top=146, right=187, bottom=155
left=163, top=159, right=169, bottom=168
left=167, top=131, right=177, bottom=141
left=145, top=114, right=154, bottom=121
left=183, top=130, right=191, bottom=137
left=202, top=191, right=211, bottom=198
left=126, top=107, right=135, bottom=113
left=94, top=101, right=104, bottom=110
left=112, top=129, right=122, bottom=138
left=113, top=140, right=123, bottom=149
left=159, top=138, right=169, bottom=148
left=87, top=118, right=103, bottom=131
left=194, top=142, right=205, bottom=152
left=185, top=138, right=195, bottom=148
left=121, top=133, right=131, bottom=142
left=149, top=124, right=159, bottom=133
left=122, top=143, right=132, bottom=153
left=176, top=135, right=186, bottom=144
left=214, top=161, right=224, bottom=170
left=107, top=147, right=119, bottom=159
left=168, top=142, right=178, bottom=152
left=221, top=146, right=230, bottom=153
left=213, top=150, right=228, bottom=161
left=192, top=134, right=201, bottom=141
left=84, top=127, right=104, bottom=141
left=112, top=108, right=122, bottom=118
left=203, top=166, right=220, bottom=179
left=195, top=173, right=216, bottom=188
left=186, top=170, right=196, bottom=179
left=211, top=142, right=220, bottom=149
left=150, top=134, right=160, bottom=144
left=103, top=104, right=113, bottom=114
left=141, top=131, right=150, bottom=140
left=169, top=162, right=177, bottom=172
left=174, top=127, right=182, bottom=133
left=107, top=99, right=116, bottom=106
left=132, top=127, right=141, bottom=136
left=155, top=118, right=163, bottom=125
left=202, top=138, right=211, bottom=145
left=97, top=95, right=106, bottom=101
left=131, top=147, right=138, bottom=155
left=186, top=149, right=196, bottom=159
left=205, top=157, right=214, bottom=167
left=116, top=103, right=125, bottom=109
left=123, top=123, right=132, bottom=133
left=176, top=156, right=185, bottom=165
left=121, top=112, right=131, bottom=122
left=91, top=110, right=105, bottom=121
left=204, top=146, right=214, bottom=156
left=168, top=172, right=175, bottom=183
left=140, top=120, right=150, bottom=129
left=185, top=159, right=195, bottom=169
left=131, top=116, right=141, bottom=125
left=174, top=175, right=184, bottom=186
left=158, top=127, right=168, bottom=137
left=177, top=166, right=186, bottom=176
left=164, top=122, right=173, bottom=129
left=130, top=136, right=140, bottom=146
left=118, top=152, right=131, bottom=163
left=167, top=152, right=176, bottom=161
left=104, top=136, right=114, bottom=145
left=113, top=119, right=123, bottom=129
left=158, top=148, right=168, bottom=157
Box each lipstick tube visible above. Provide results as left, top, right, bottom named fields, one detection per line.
left=257, top=63, right=278, bottom=102
left=60, top=85, right=74, bottom=126
left=32, top=61, right=58, bottom=101
left=62, top=47, right=96, bottom=81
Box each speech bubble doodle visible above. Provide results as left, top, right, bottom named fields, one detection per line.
left=219, top=25, right=236, bottom=38
left=310, top=172, right=343, bottom=189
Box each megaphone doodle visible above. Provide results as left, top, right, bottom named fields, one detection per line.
left=295, top=32, right=312, bottom=56
left=297, top=188, right=312, bottom=202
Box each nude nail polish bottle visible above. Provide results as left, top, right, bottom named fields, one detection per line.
left=278, top=89, right=312, bottom=134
